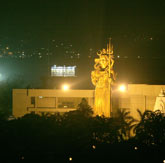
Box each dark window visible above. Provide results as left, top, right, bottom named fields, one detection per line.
left=58, top=102, right=74, bottom=108
left=31, top=97, right=35, bottom=105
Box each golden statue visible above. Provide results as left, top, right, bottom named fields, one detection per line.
left=91, top=40, right=115, bottom=117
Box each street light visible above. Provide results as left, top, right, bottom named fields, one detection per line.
left=118, top=84, right=127, bottom=92
left=62, top=84, right=70, bottom=91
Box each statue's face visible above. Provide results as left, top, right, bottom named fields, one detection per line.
left=100, top=56, right=108, bottom=69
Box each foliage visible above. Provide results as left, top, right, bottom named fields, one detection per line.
left=77, top=98, right=93, bottom=117
left=0, top=104, right=165, bottom=162
left=134, top=110, right=165, bottom=146
left=113, top=109, right=137, bottom=139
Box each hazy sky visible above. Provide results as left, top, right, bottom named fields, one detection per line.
left=0, top=0, right=165, bottom=84
left=0, top=0, right=165, bottom=59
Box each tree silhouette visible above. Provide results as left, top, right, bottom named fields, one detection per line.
left=135, top=110, right=165, bottom=146
left=113, top=109, right=136, bottom=140
left=77, top=98, right=93, bottom=117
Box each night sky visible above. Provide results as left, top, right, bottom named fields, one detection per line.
left=0, top=0, right=165, bottom=86
left=1, top=0, right=165, bottom=45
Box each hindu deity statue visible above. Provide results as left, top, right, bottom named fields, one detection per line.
left=91, top=41, right=115, bottom=117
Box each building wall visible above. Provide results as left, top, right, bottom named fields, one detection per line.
left=13, top=89, right=95, bottom=118
left=13, top=84, right=165, bottom=118
left=113, top=84, right=165, bottom=119
left=13, top=89, right=28, bottom=117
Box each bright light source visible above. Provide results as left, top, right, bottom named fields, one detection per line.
left=134, top=146, right=138, bottom=150
left=62, top=84, right=70, bottom=91
left=119, top=84, right=126, bottom=92
left=92, top=145, right=96, bottom=149
left=69, top=157, right=72, bottom=161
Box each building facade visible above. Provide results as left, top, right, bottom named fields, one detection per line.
left=13, top=84, right=165, bottom=119
left=13, top=89, right=95, bottom=118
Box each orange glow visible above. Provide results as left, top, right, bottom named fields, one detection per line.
left=92, top=145, right=96, bottom=149
left=69, top=157, right=72, bottom=161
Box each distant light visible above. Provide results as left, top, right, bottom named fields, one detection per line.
left=134, top=146, right=138, bottom=150
left=20, top=156, right=24, bottom=160
left=69, top=157, right=72, bottom=161
left=117, top=55, right=120, bottom=58
left=39, top=96, right=43, bottom=99
left=119, top=84, right=126, bottom=92
left=62, top=84, right=69, bottom=91
left=92, top=145, right=96, bottom=149
left=8, top=52, right=13, bottom=55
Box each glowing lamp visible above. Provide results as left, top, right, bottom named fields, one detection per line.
left=119, top=84, right=126, bottom=92
left=69, top=157, right=72, bottom=161
left=62, top=84, right=70, bottom=91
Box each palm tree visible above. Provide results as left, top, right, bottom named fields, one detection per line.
left=134, top=109, right=165, bottom=146
left=113, top=109, right=137, bottom=140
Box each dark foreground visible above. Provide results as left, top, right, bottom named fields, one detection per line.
left=0, top=109, right=164, bottom=163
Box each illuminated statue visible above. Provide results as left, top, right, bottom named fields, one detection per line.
left=154, top=89, right=165, bottom=114
left=91, top=40, right=115, bottom=117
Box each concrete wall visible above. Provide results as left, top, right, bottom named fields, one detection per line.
left=113, top=84, right=165, bottom=119
left=13, top=89, right=95, bottom=118
left=12, top=89, right=28, bottom=117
